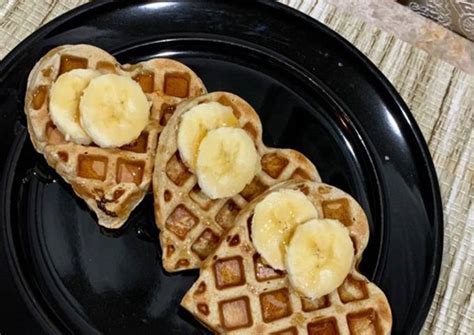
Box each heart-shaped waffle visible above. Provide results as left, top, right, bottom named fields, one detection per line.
left=153, top=92, right=321, bottom=272
left=24, top=44, right=207, bottom=229
left=181, top=180, right=392, bottom=334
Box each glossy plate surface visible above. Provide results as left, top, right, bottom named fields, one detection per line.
left=0, top=1, right=442, bottom=334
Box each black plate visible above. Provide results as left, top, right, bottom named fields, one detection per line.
left=0, top=1, right=442, bottom=334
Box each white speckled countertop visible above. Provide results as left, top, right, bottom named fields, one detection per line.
left=303, top=0, right=474, bottom=74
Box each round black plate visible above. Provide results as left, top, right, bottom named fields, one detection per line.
left=0, top=1, right=442, bottom=334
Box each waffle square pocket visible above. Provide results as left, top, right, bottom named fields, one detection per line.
left=24, top=44, right=207, bottom=229
left=181, top=180, right=392, bottom=334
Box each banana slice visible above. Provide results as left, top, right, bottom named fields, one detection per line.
left=251, top=189, right=318, bottom=270
left=286, top=219, right=354, bottom=299
left=49, top=69, right=99, bottom=145
left=196, top=127, right=260, bottom=199
left=80, top=74, right=150, bottom=148
left=177, top=102, right=239, bottom=170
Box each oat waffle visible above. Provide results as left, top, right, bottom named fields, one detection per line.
left=153, top=92, right=321, bottom=272
left=181, top=180, right=392, bottom=334
left=24, top=44, right=207, bottom=229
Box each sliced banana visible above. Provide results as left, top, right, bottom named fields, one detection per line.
left=286, top=219, right=354, bottom=299
left=177, top=102, right=239, bottom=170
left=80, top=74, right=150, bottom=148
left=251, top=189, right=318, bottom=270
left=49, top=69, right=100, bottom=145
left=196, top=127, right=260, bottom=199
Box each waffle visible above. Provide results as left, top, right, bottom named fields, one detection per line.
left=181, top=180, right=392, bottom=334
left=153, top=92, right=321, bottom=272
left=24, top=44, right=207, bottom=229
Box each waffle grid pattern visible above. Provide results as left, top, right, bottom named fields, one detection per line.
left=181, top=180, right=392, bottom=334
left=25, top=44, right=207, bottom=228
left=154, top=92, right=321, bottom=272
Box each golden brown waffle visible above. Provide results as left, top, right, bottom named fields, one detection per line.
left=181, top=180, right=392, bottom=334
left=153, top=92, right=321, bottom=272
left=24, top=44, right=207, bottom=229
